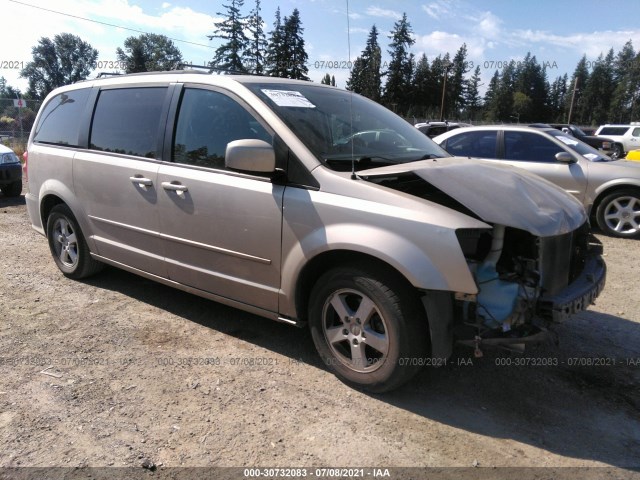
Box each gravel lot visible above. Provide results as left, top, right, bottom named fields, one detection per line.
left=1, top=184, right=639, bottom=479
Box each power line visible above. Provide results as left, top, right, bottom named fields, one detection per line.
left=8, top=0, right=216, bottom=50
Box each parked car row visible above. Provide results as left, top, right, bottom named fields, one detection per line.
left=432, top=125, right=640, bottom=239
left=545, top=123, right=623, bottom=160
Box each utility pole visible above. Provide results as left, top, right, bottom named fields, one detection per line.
left=567, top=77, right=578, bottom=124
left=15, top=93, right=24, bottom=141
left=439, top=63, right=450, bottom=122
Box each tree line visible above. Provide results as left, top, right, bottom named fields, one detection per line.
left=4, top=1, right=640, bottom=140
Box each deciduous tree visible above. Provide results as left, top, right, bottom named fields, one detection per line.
left=116, top=34, right=183, bottom=73
left=20, top=33, right=98, bottom=100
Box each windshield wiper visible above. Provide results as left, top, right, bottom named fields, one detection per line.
left=323, top=155, right=397, bottom=171
left=416, top=153, right=442, bottom=160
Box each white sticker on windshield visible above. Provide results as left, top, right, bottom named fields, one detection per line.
left=584, top=153, right=599, bottom=160
left=557, top=135, right=579, bottom=146
left=261, top=89, right=316, bottom=108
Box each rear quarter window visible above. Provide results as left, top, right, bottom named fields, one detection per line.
left=90, top=87, right=167, bottom=158
left=33, top=88, right=91, bottom=147
left=598, top=127, right=629, bottom=136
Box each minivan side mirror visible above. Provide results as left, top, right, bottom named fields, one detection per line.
left=555, top=151, right=577, bottom=164
left=225, top=139, right=276, bottom=173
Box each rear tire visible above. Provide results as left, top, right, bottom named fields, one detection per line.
left=1, top=180, right=22, bottom=197
left=309, top=265, right=429, bottom=393
left=596, top=189, right=640, bottom=238
left=46, top=204, right=104, bottom=279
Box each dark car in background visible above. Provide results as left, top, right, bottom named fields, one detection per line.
left=0, top=144, right=22, bottom=197
left=542, top=123, right=623, bottom=159
left=414, top=121, right=471, bottom=138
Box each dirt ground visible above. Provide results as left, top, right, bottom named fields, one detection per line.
left=1, top=184, right=639, bottom=479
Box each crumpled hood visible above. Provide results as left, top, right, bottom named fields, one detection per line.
left=358, top=157, right=587, bottom=237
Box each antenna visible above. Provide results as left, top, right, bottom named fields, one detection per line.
left=346, top=0, right=356, bottom=180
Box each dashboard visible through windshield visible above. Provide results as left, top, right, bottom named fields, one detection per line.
left=244, top=82, right=450, bottom=171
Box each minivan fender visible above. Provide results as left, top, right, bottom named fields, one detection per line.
left=278, top=223, right=478, bottom=319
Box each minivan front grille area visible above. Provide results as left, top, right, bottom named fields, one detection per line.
left=538, top=221, right=591, bottom=297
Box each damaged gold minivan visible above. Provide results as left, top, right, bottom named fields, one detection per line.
left=25, top=72, right=605, bottom=392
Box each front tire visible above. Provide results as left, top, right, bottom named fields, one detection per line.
left=46, top=204, right=104, bottom=279
left=596, top=189, right=640, bottom=238
left=610, top=144, right=624, bottom=160
left=1, top=180, right=22, bottom=197
left=309, top=266, right=429, bottom=393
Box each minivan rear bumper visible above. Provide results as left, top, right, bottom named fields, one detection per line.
left=25, top=192, right=45, bottom=234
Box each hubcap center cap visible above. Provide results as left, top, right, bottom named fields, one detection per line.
left=350, top=325, right=361, bottom=336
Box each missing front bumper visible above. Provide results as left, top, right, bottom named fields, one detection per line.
left=537, top=254, right=606, bottom=322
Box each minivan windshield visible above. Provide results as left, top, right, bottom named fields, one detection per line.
left=244, top=82, right=450, bottom=171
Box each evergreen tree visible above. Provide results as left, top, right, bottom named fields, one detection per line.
left=581, top=49, right=615, bottom=125
left=208, top=0, right=249, bottom=72
left=484, top=61, right=517, bottom=121
left=483, top=71, right=500, bottom=121
left=282, top=9, right=309, bottom=80
left=331, top=75, right=336, bottom=87
left=321, top=73, right=331, bottom=85
left=565, top=55, right=589, bottom=123
left=463, top=65, right=482, bottom=120
left=548, top=74, right=568, bottom=122
left=513, top=53, right=548, bottom=121
left=431, top=54, right=451, bottom=119
left=449, top=44, right=470, bottom=117
left=411, top=53, right=434, bottom=117
left=244, top=0, right=267, bottom=74
left=265, top=7, right=287, bottom=77
left=346, top=25, right=382, bottom=102
left=498, top=61, right=517, bottom=121
left=609, top=41, right=637, bottom=122
left=383, top=13, right=415, bottom=114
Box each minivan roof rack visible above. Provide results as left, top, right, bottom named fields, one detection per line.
left=174, top=63, right=260, bottom=75
left=96, top=72, right=124, bottom=78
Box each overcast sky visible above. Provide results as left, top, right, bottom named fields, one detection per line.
left=2, top=0, right=640, bottom=95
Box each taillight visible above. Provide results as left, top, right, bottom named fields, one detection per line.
left=22, top=151, right=28, bottom=181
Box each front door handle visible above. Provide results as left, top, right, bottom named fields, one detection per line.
left=162, top=181, right=188, bottom=194
left=130, top=176, right=153, bottom=187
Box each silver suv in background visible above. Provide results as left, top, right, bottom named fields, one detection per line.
left=25, top=72, right=605, bottom=392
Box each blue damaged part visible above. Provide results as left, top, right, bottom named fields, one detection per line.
left=475, top=262, right=520, bottom=328
left=471, top=224, right=521, bottom=329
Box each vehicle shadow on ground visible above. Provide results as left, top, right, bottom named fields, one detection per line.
left=85, top=266, right=640, bottom=469
left=0, top=194, right=25, bottom=207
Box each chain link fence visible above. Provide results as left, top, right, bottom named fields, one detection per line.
left=0, top=97, right=41, bottom=156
